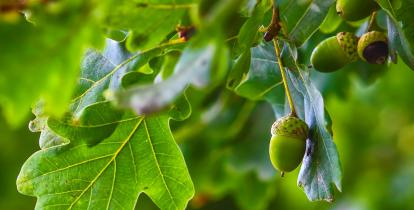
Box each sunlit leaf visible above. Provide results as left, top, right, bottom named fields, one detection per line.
left=18, top=114, right=194, bottom=210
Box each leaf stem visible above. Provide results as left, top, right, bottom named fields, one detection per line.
left=367, top=11, right=377, bottom=32
left=272, top=39, right=297, bottom=116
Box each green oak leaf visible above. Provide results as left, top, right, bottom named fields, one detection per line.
left=19, top=39, right=195, bottom=209
left=284, top=45, right=342, bottom=202
left=234, top=41, right=283, bottom=100
left=377, top=0, right=414, bottom=70
left=277, top=0, right=335, bottom=46
left=237, top=0, right=271, bottom=52
left=291, top=68, right=342, bottom=202
left=28, top=40, right=178, bottom=148
left=100, top=0, right=196, bottom=50
left=227, top=50, right=252, bottom=90
left=71, top=40, right=178, bottom=117
left=111, top=38, right=226, bottom=115
left=17, top=113, right=194, bottom=210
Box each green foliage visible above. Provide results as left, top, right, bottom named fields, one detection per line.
left=18, top=114, right=194, bottom=210
left=378, top=0, right=414, bottom=69
left=0, top=0, right=413, bottom=209
left=278, top=0, right=335, bottom=45
left=0, top=1, right=100, bottom=126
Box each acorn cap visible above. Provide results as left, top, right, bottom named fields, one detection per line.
left=357, top=31, right=388, bottom=64
left=271, top=116, right=309, bottom=140
left=336, top=32, right=358, bottom=62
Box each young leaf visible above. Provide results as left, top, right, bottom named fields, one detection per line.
left=17, top=114, right=194, bottom=210
left=277, top=0, right=335, bottom=46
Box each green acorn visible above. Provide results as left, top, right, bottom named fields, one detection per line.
left=336, top=0, right=379, bottom=21
left=269, top=115, right=309, bottom=173
left=311, top=32, right=358, bottom=72
left=357, top=31, right=388, bottom=64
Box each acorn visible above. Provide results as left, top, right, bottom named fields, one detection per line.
left=311, top=32, right=358, bottom=72
left=336, top=0, right=379, bottom=21
left=357, top=31, right=388, bottom=64
left=269, top=115, right=309, bottom=173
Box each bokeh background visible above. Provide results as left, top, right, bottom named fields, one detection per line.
left=1, top=0, right=413, bottom=209
left=2, top=59, right=414, bottom=210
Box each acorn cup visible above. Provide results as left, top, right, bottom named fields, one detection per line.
left=311, top=32, right=358, bottom=72
left=357, top=31, right=389, bottom=64
left=269, top=115, right=309, bottom=173
left=336, top=0, right=379, bottom=21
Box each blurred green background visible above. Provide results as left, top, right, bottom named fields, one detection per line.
left=2, top=60, right=414, bottom=210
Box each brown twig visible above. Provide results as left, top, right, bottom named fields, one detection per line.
left=263, top=7, right=281, bottom=41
